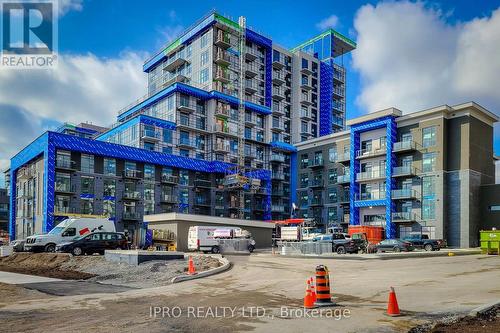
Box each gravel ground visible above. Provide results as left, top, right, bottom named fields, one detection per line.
left=60, top=255, right=221, bottom=288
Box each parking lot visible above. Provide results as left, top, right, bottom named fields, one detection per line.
left=0, top=253, right=499, bottom=332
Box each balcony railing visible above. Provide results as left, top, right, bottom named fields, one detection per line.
left=141, top=129, right=161, bottom=141
left=161, top=174, right=178, bottom=184
left=215, top=104, right=230, bottom=117
left=355, top=192, right=386, bottom=201
left=356, top=146, right=387, bottom=159
left=310, top=198, right=323, bottom=206
left=309, top=179, right=324, bottom=188
left=392, top=165, right=417, bottom=177
left=271, top=205, right=285, bottom=212
left=55, top=183, right=76, bottom=193
left=271, top=172, right=285, bottom=180
left=161, top=194, right=177, bottom=203
left=392, top=189, right=418, bottom=199
left=356, top=170, right=385, bottom=181
left=214, top=142, right=230, bottom=153
left=270, top=154, right=285, bottom=162
left=336, top=152, right=350, bottom=162
left=392, top=212, right=419, bottom=222
left=56, top=158, right=76, bottom=170
left=308, top=159, right=324, bottom=168
left=123, top=211, right=141, bottom=220
left=337, top=174, right=350, bottom=183
left=393, top=140, right=416, bottom=152
left=215, top=30, right=232, bottom=48
left=214, top=50, right=230, bottom=65
left=123, top=191, right=141, bottom=200
left=123, top=170, right=141, bottom=178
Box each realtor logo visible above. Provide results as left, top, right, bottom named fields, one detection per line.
left=1, top=0, right=58, bottom=68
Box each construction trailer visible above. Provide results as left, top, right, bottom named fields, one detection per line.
left=143, top=212, right=274, bottom=252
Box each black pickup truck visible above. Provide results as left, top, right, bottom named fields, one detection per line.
left=402, top=233, right=446, bottom=251
left=312, top=233, right=359, bottom=254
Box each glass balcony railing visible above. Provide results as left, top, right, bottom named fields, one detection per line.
left=392, top=212, right=419, bottom=222
left=392, top=189, right=417, bottom=199
left=356, top=146, right=387, bottom=158
left=392, top=165, right=417, bottom=176
left=356, top=170, right=385, bottom=181
left=393, top=140, right=416, bottom=152
left=355, top=192, right=386, bottom=201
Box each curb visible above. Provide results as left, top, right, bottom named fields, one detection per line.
left=468, top=300, right=500, bottom=317
left=171, top=255, right=231, bottom=283
left=277, top=249, right=482, bottom=260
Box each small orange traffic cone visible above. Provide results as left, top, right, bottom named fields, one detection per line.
left=309, top=277, right=317, bottom=303
left=387, top=287, right=401, bottom=316
left=304, top=279, right=316, bottom=309
left=187, top=256, right=197, bottom=275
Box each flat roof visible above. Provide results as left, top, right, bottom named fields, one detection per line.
left=144, top=212, right=276, bottom=229
left=346, top=108, right=403, bottom=127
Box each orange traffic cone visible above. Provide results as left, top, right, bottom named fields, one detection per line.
left=304, top=279, right=316, bottom=309
left=187, top=256, right=197, bottom=275
left=309, top=277, right=317, bottom=303
left=387, top=287, right=401, bottom=316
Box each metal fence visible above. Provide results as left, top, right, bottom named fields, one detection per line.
left=278, top=241, right=334, bottom=256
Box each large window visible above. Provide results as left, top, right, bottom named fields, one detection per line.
left=55, top=195, right=70, bottom=213
left=80, top=199, right=93, bottom=215
left=422, top=126, right=437, bottom=147
left=81, top=176, right=94, bottom=195
left=422, top=152, right=437, bottom=172
left=422, top=198, right=436, bottom=220
left=179, top=170, right=189, bottom=186
left=81, top=154, right=94, bottom=173
left=103, top=200, right=115, bottom=217
left=422, top=176, right=436, bottom=196
left=103, top=158, right=116, bottom=176
left=328, top=147, right=337, bottom=162
left=200, top=68, right=209, bottom=84
left=103, top=179, right=116, bottom=197
left=55, top=172, right=71, bottom=192
left=200, top=50, right=209, bottom=65
left=144, top=164, right=155, bottom=180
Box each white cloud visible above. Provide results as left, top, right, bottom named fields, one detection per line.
left=58, top=0, right=83, bottom=16
left=352, top=1, right=500, bottom=117
left=317, top=14, right=339, bottom=30
left=0, top=51, right=148, bottom=175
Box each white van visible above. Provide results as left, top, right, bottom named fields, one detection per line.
left=25, top=218, right=115, bottom=252
left=188, top=226, right=219, bottom=253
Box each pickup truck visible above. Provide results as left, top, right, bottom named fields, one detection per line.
left=402, top=233, right=445, bottom=251
left=312, top=233, right=359, bottom=254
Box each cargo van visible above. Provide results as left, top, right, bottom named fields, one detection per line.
left=25, top=218, right=115, bottom=252
left=188, top=226, right=254, bottom=253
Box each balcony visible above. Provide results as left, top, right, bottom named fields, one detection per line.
left=356, top=146, right=387, bottom=159
left=333, top=64, right=345, bottom=82
left=177, top=118, right=207, bottom=132
left=122, top=211, right=141, bottom=220
left=337, top=174, right=350, bottom=184
left=300, top=95, right=313, bottom=106
left=245, top=47, right=260, bottom=61
left=163, top=54, right=189, bottom=72
left=272, top=71, right=285, bottom=85
left=333, top=87, right=344, bottom=97
left=213, top=124, right=239, bottom=137
left=160, top=194, right=177, bottom=203
left=336, top=152, right=351, bottom=163
left=56, top=158, right=76, bottom=170
left=270, top=154, right=286, bottom=163
left=214, top=142, right=230, bottom=153
left=393, top=140, right=417, bottom=152
left=339, top=194, right=350, bottom=204
left=123, top=190, right=141, bottom=200
left=272, top=87, right=285, bottom=100
left=392, top=165, right=417, bottom=177
left=271, top=120, right=285, bottom=132
left=392, top=189, right=418, bottom=200
left=342, top=214, right=350, bottom=224
left=141, top=129, right=161, bottom=141
left=308, top=159, right=324, bottom=169
left=245, top=63, right=259, bottom=77
left=300, top=79, right=313, bottom=91
left=245, top=80, right=258, bottom=94
left=177, top=101, right=196, bottom=113
left=309, top=179, right=324, bottom=188
left=215, top=104, right=230, bottom=118
left=300, top=109, right=312, bottom=120
left=245, top=114, right=257, bottom=127
left=214, top=50, right=230, bottom=66
left=272, top=56, right=285, bottom=69
left=355, top=192, right=386, bottom=201
left=271, top=172, right=285, bottom=180
left=392, top=212, right=419, bottom=223
left=123, top=170, right=141, bottom=179
left=356, top=170, right=385, bottom=181
left=272, top=104, right=285, bottom=115
left=310, top=198, right=323, bottom=206
left=194, top=179, right=212, bottom=188
left=333, top=101, right=345, bottom=112
left=215, top=31, right=231, bottom=49
left=163, top=73, right=188, bottom=88
left=55, top=183, right=76, bottom=194
left=271, top=189, right=284, bottom=196
left=301, top=65, right=313, bottom=75
left=161, top=174, right=178, bottom=184
left=215, top=69, right=230, bottom=83
left=271, top=205, right=285, bottom=212
left=178, top=137, right=195, bottom=149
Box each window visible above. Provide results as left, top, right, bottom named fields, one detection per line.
left=329, top=147, right=337, bottom=162
left=103, top=158, right=116, bottom=176
left=80, top=198, right=93, bottom=215
left=200, top=32, right=209, bottom=48
left=422, top=152, right=437, bottom=172
left=180, top=149, right=189, bottom=157
left=200, top=50, right=209, bottom=65
left=56, top=150, right=72, bottom=168
left=144, top=142, right=155, bottom=151
left=200, top=68, right=209, bottom=84
left=328, top=188, right=337, bottom=203
left=103, top=199, right=115, bottom=217
left=422, top=199, right=436, bottom=220
left=144, top=164, right=155, bottom=180
left=163, top=146, right=173, bottom=154
left=422, top=176, right=436, bottom=196
left=81, top=176, right=94, bottom=195
left=301, top=58, right=308, bottom=69
left=55, top=172, right=71, bottom=192
left=490, top=206, right=500, bottom=211
left=55, top=195, right=70, bottom=213
left=103, top=179, right=116, bottom=197
left=300, top=173, right=309, bottom=188
left=328, top=207, right=338, bottom=222
left=81, top=154, right=94, bottom=173
left=300, top=154, right=309, bottom=168
left=422, top=126, right=437, bottom=147
left=179, top=170, right=189, bottom=186
left=328, top=169, right=337, bottom=184
left=163, top=129, right=172, bottom=143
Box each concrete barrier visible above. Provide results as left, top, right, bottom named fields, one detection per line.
left=171, top=255, right=231, bottom=283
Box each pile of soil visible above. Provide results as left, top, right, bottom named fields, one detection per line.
left=409, top=306, right=500, bottom=333
left=0, top=253, right=96, bottom=280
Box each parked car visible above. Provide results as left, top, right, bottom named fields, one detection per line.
left=11, top=239, right=26, bottom=252
left=375, top=239, right=414, bottom=253
left=402, top=233, right=444, bottom=251
left=56, top=232, right=128, bottom=256
left=312, top=233, right=358, bottom=254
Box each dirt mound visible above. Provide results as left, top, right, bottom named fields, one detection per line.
left=0, top=253, right=96, bottom=280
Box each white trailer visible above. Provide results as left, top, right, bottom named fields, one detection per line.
left=188, top=226, right=256, bottom=253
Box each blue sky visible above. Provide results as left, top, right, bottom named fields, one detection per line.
left=0, top=0, right=499, bottom=187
